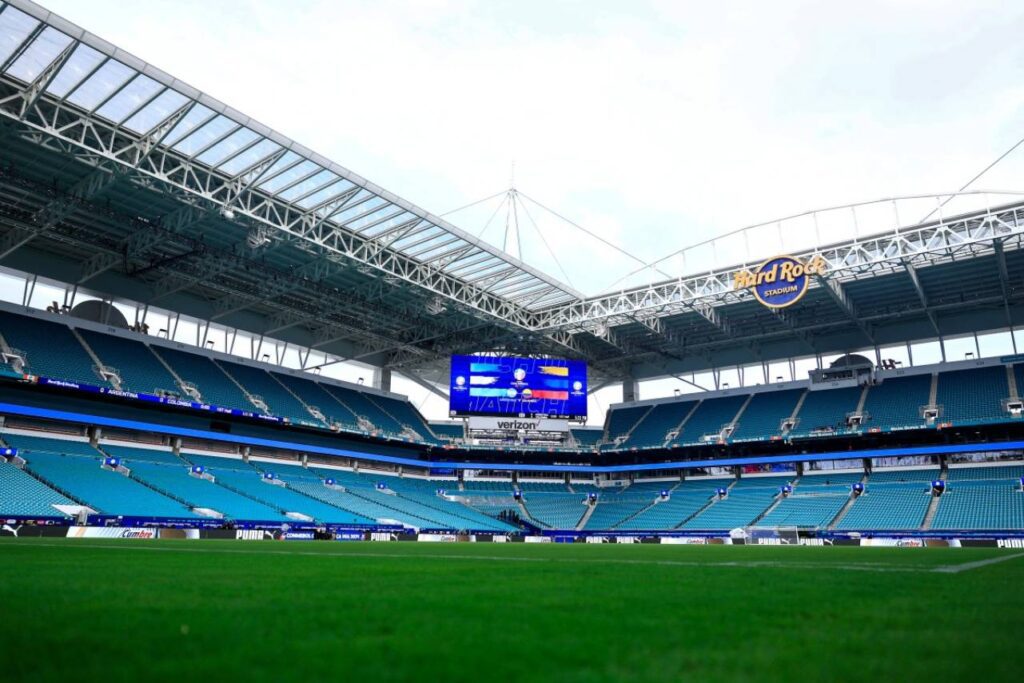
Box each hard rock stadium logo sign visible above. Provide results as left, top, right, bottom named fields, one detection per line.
left=732, top=254, right=827, bottom=309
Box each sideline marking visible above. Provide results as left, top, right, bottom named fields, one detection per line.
left=0, top=540, right=957, bottom=573
left=934, top=552, right=1024, bottom=574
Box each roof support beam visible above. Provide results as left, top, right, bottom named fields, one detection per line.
left=815, top=274, right=875, bottom=345
left=77, top=203, right=206, bottom=284
left=994, top=239, right=1016, bottom=337
left=903, top=260, right=942, bottom=338
left=0, top=166, right=119, bottom=260
left=397, top=370, right=450, bottom=401
left=17, top=40, right=76, bottom=119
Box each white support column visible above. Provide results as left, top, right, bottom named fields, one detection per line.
left=622, top=376, right=639, bottom=403
left=374, top=367, right=393, bottom=393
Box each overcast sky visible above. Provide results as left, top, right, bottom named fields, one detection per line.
left=23, top=0, right=1024, bottom=421
left=40, top=0, right=1024, bottom=295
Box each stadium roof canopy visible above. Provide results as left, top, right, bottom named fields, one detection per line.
left=2, top=0, right=1024, bottom=389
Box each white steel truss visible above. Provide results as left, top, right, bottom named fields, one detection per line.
left=1, top=0, right=1024, bottom=373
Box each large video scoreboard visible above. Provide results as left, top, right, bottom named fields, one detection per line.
left=448, top=355, right=587, bottom=421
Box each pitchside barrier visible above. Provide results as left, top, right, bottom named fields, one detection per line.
left=2, top=523, right=1024, bottom=547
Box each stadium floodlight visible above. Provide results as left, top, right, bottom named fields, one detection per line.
left=220, top=207, right=236, bottom=221
left=426, top=297, right=447, bottom=315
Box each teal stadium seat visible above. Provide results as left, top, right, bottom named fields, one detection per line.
left=860, top=374, right=931, bottom=432
left=77, top=330, right=180, bottom=396
left=152, top=347, right=259, bottom=411
left=0, top=311, right=108, bottom=387
left=833, top=469, right=938, bottom=530
left=320, top=384, right=406, bottom=436
left=757, top=491, right=849, bottom=528
left=431, top=422, right=465, bottom=441
left=616, top=492, right=711, bottom=530
left=621, top=401, right=698, bottom=449
left=375, top=398, right=445, bottom=444
left=24, top=450, right=198, bottom=518
left=216, top=361, right=323, bottom=427
left=522, top=492, right=587, bottom=529
left=789, top=386, right=862, bottom=438
left=126, top=459, right=290, bottom=522
left=570, top=428, right=602, bottom=447
left=0, top=459, right=75, bottom=517
left=601, top=405, right=652, bottom=450
left=935, top=366, right=1009, bottom=424
left=671, top=395, right=748, bottom=446
left=730, top=389, right=804, bottom=442
left=187, top=459, right=371, bottom=525
left=271, top=373, right=363, bottom=431
left=931, top=483, right=1024, bottom=530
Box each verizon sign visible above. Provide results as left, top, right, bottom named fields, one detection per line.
left=468, top=416, right=570, bottom=432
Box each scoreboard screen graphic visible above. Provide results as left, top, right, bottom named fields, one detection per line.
left=449, top=355, right=588, bottom=420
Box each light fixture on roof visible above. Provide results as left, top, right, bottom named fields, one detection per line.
left=247, top=226, right=273, bottom=250
left=221, top=207, right=236, bottom=221
left=426, top=296, right=446, bottom=315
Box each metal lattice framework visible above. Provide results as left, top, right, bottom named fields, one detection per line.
left=533, top=200, right=1024, bottom=331
left=2, top=0, right=1024, bottom=385
left=0, top=0, right=580, bottom=322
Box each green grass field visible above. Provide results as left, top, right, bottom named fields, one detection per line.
left=1, top=539, right=1022, bottom=682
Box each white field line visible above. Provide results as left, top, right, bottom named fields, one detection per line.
left=932, top=551, right=1024, bottom=573
left=1, top=540, right=1004, bottom=573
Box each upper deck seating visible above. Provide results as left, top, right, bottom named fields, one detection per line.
left=0, top=311, right=107, bottom=387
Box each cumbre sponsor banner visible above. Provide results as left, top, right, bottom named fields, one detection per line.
left=66, top=527, right=159, bottom=539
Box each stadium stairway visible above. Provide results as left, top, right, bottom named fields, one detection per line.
left=215, top=360, right=325, bottom=427
left=71, top=329, right=122, bottom=389
left=270, top=372, right=363, bottom=432
left=729, top=389, right=804, bottom=442
left=826, top=473, right=868, bottom=529
left=601, top=405, right=653, bottom=450
left=619, top=401, right=698, bottom=450
left=0, top=311, right=112, bottom=388
left=586, top=483, right=683, bottom=530
left=21, top=450, right=199, bottom=519
left=788, top=386, right=862, bottom=439
left=833, top=467, right=938, bottom=531
left=672, top=395, right=749, bottom=447
left=78, top=330, right=184, bottom=397
left=151, top=347, right=260, bottom=412
left=575, top=500, right=597, bottom=530
left=928, top=463, right=1024, bottom=531
left=104, top=445, right=290, bottom=522
left=0, top=457, right=77, bottom=518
